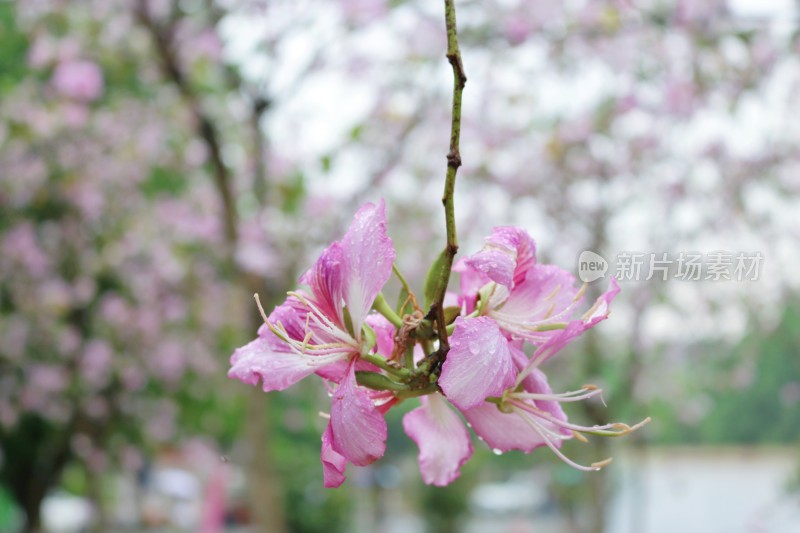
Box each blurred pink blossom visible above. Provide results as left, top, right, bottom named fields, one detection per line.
left=51, top=60, right=104, bottom=102
left=341, top=0, right=388, bottom=26
left=82, top=340, right=114, bottom=389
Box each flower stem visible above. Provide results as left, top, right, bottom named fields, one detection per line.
left=362, top=353, right=410, bottom=379
left=373, top=292, right=404, bottom=328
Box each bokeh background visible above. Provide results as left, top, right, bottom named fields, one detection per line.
left=1, top=0, right=799, bottom=532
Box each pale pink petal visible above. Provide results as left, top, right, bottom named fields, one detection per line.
left=330, top=364, right=387, bottom=466
left=321, top=424, right=347, bottom=488
left=453, top=258, right=490, bottom=315
left=340, top=200, right=396, bottom=337
left=299, top=242, right=344, bottom=327
left=403, top=393, right=473, bottom=486
left=263, top=297, right=308, bottom=347
left=443, top=291, right=461, bottom=309
left=583, top=277, right=620, bottom=327
left=466, top=226, right=536, bottom=288
left=365, top=313, right=396, bottom=358
left=527, top=320, right=586, bottom=368
left=462, top=401, right=550, bottom=453
left=439, top=317, right=516, bottom=410
left=490, top=265, right=582, bottom=341
left=228, top=336, right=329, bottom=392
left=315, top=358, right=379, bottom=383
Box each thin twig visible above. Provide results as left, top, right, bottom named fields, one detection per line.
left=430, top=0, right=467, bottom=361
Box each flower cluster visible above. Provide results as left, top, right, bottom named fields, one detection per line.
left=229, top=200, right=646, bottom=487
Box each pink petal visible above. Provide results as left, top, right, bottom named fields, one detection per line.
left=340, top=200, right=396, bottom=337
left=403, top=393, right=473, bottom=486
left=583, top=277, right=620, bottom=327
left=228, top=336, right=324, bottom=392
left=315, top=358, right=379, bottom=383
left=491, top=265, right=581, bottom=341
left=321, top=424, right=347, bottom=488
left=365, top=313, right=396, bottom=359
left=330, top=364, right=388, bottom=466
left=439, top=317, right=516, bottom=410
left=462, top=402, right=550, bottom=453
left=264, top=297, right=309, bottom=346
left=229, top=298, right=348, bottom=391
left=527, top=320, right=586, bottom=368
left=453, top=258, right=490, bottom=315
left=465, top=227, right=536, bottom=288
left=299, top=242, right=344, bottom=327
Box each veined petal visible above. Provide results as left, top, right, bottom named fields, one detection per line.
left=330, top=363, right=388, bottom=466
left=321, top=424, right=347, bottom=488
left=340, top=200, right=396, bottom=338
left=490, top=264, right=581, bottom=341
left=228, top=336, right=328, bottom=391
left=462, top=401, right=551, bottom=453
left=263, top=296, right=309, bottom=347
left=466, top=226, right=536, bottom=288
left=520, top=320, right=585, bottom=375
left=299, top=242, right=344, bottom=328
left=439, top=317, right=516, bottom=410
left=403, top=393, right=473, bottom=486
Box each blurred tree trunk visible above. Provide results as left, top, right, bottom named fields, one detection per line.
left=583, top=330, right=610, bottom=533
left=245, top=390, right=286, bottom=532
left=135, top=4, right=289, bottom=531
left=243, top=299, right=287, bottom=533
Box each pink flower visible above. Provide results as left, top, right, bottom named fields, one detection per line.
left=431, top=227, right=635, bottom=473
left=228, top=200, right=396, bottom=485
left=51, top=60, right=104, bottom=102
left=440, top=227, right=619, bottom=408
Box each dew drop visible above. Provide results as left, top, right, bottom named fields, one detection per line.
left=492, top=448, right=503, bottom=456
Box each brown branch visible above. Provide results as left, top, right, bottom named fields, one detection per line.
left=134, top=0, right=238, bottom=247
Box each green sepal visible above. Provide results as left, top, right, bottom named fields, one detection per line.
left=355, top=371, right=409, bottom=392
left=372, top=292, right=403, bottom=328
left=342, top=306, right=355, bottom=337
left=361, top=322, right=377, bottom=356
left=443, top=306, right=462, bottom=325
left=423, top=249, right=448, bottom=309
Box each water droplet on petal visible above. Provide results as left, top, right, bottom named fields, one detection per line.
left=492, top=448, right=503, bottom=456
